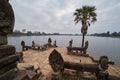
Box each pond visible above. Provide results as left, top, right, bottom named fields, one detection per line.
left=8, top=35, right=120, bottom=66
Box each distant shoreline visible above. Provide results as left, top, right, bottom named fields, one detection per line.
left=8, top=34, right=81, bottom=37
left=8, top=34, right=120, bottom=38
left=90, top=35, right=120, bottom=38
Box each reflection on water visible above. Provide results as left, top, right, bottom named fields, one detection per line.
left=8, top=36, right=120, bottom=66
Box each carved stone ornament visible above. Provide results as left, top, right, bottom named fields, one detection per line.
left=0, top=0, right=15, bottom=45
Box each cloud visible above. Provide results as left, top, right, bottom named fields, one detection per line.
left=10, top=0, right=120, bottom=34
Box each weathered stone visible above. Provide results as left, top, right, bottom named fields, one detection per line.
left=17, top=63, right=34, bottom=70
left=67, top=47, right=84, bottom=54
left=48, top=37, right=52, bottom=47
left=49, top=50, right=109, bottom=80
left=0, top=45, right=15, bottom=58
left=67, top=41, right=89, bottom=54
left=64, top=61, right=98, bottom=72
left=31, top=41, right=35, bottom=48
left=0, top=0, right=15, bottom=45
left=0, top=35, right=7, bottom=45
left=53, top=40, right=57, bottom=47
left=0, top=0, right=15, bottom=34
left=21, top=40, right=25, bottom=47
left=0, top=54, right=20, bottom=69
left=22, top=46, right=32, bottom=51
left=49, top=49, right=64, bottom=72
left=16, top=52, right=23, bottom=62
left=14, top=70, right=40, bottom=80
left=49, top=50, right=109, bottom=72
left=0, top=62, right=17, bottom=75
left=51, top=71, right=61, bottom=80
left=0, top=68, right=18, bottom=80
left=69, top=39, right=73, bottom=47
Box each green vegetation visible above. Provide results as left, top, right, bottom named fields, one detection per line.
left=74, top=6, right=97, bottom=48
left=91, top=31, right=120, bottom=37
left=9, top=29, right=60, bottom=36
left=9, top=29, right=81, bottom=36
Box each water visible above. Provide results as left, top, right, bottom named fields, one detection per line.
left=8, top=35, right=120, bottom=66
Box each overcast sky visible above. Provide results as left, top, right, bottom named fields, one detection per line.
left=10, top=0, right=120, bottom=34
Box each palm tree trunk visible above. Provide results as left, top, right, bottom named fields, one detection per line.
left=81, top=34, right=85, bottom=48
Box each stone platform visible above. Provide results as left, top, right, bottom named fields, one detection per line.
left=20, top=47, right=120, bottom=80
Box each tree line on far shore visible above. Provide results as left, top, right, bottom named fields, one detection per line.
left=90, top=31, right=120, bottom=37
left=9, top=29, right=80, bottom=36
left=9, top=29, right=120, bottom=38
left=9, top=29, right=60, bottom=36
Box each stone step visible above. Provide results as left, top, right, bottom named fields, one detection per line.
left=0, top=62, right=17, bottom=75
left=0, top=45, right=15, bottom=58
left=0, top=68, right=18, bottom=80
left=0, top=54, right=20, bottom=69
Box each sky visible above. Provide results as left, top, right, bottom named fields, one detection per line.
left=10, top=0, right=120, bottom=34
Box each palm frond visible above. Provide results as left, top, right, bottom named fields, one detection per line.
left=73, top=5, right=97, bottom=30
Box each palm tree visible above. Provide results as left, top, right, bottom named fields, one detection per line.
left=74, top=6, right=97, bottom=48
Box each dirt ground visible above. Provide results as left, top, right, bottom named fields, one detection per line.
left=18, top=47, right=120, bottom=80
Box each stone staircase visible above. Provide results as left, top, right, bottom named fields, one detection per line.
left=0, top=45, right=41, bottom=80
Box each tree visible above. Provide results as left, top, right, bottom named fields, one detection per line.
left=111, top=32, right=117, bottom=36
left=106, top=31, right=110, bottom=36
left=74, top=6, right=97, bottom=48
left=22, top=29, right=26, bottom=33
left=27, top=31, right=32, bottom=36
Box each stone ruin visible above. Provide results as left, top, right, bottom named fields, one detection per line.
left=20, top=38, right=58, bottom=51
left=68, top=39, right=73, bottom=47
left=0, top=0, right=18, bottom=79
left=0, top=0, right=41, bottom=80
left=67, top=40, right=89, bottom=55
left=0, top=45, right=23, bottom=80
left=49, top=49, right=109, bottom=80
left=0, top=0, right=14, bottom=45
left=48, top=37, right=52, bottom=47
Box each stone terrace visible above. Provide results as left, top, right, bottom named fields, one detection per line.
left=18, top=47, right=120, bottom=79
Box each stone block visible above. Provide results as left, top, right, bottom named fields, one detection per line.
left=0, top=68, right=18, bottom=80
left=0, top=62, right=17, bottom=75
left=16, top=52, right=23, bottom=62
left=0, top=54, right=20, bottom=69
left=0, top=45, right=15, bottom=58
left=13, top=70, right=40, bottom=80
left=0, top=35, right=7, bottom=45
